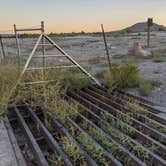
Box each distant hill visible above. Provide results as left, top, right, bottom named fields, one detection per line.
left=123, top=22, right=166, bottom=32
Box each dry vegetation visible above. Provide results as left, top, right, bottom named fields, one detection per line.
left=0, top=58, right=91, bottom=121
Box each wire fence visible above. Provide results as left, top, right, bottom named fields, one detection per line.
left=1, top=29, right=166, bottom=107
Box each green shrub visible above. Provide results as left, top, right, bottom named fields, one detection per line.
left=137, top=79, right=162, bottom=96
left=138, top=81, right=153, bottom=96
left=104, top=63, right=139, bottom=93
left=150, top=80, right=162, bottom=87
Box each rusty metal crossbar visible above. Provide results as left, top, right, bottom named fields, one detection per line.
left=5, top=85, right=166, bottom=166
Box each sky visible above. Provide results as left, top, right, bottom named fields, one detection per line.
left=1, top=0, right=166, bottom=33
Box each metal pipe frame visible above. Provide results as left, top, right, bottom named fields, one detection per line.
left=4, top=116, right=27, bottom=166
left=16, top=28, right=42, bottom=32
left=76, top=113, right=147, bottom=166
left=0, top=35, right=6, bottom=59
left=26, top=65, right=78, bottom=71
left=28, top=107, right=73, bottom=166
left=85, top=87, right=166, bottom=127
left=67, top=93, right=166, bottom=165
left=66, top=95, right=166, bottom=158
left=74, top=89, right=165, bottom=144
left=14, top=108, right=49, bottom=166
left=45, top=112, right=98, bottom=166
left=6, top=85, right=166, bottom=166
left=43, top=34, right=101, bottom=86
left=33, top=55, right=67, bottom=58
left=68, top=118, right=123, bottom=166
left=14, top=24, right=21, bottom=57
left=97, top=85, right=165, bottom=114
left=77, top=109, right=166, bottom=165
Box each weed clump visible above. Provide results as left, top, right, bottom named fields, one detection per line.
left=104, top=63, right=139, bottom=93
left=126, top=102, right=148, bottom=115
left=138, top=80, right=153, bottom=96
left=60, top=137, right=86, bottom=165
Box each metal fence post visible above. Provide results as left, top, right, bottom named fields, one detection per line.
left=14, top=24, right=21, bottom=57
left=101, top=24, right=111, bottom=70
left=0, top=35, right=6, bottom=59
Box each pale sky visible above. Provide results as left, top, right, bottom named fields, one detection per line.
left=1, top=0, right=166, bottom=33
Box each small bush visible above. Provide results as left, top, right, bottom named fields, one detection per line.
left=137, top=79, right=162, bottom=96
left=150, top=80, right=162, bottom=87
left=138, top=81, right=153, bottom=96
left=104, top=63, right=139, bottom=93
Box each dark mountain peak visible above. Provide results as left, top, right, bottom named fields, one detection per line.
left=124, top=22, right=166, bottom=32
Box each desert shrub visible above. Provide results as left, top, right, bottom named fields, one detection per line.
left=150, top=80, right=162, bottom=87
left=138, top=81, right=153, bottom=96
left=137, top=79, right=162, bottom=96
left=104, top=63, right=139, bottom=93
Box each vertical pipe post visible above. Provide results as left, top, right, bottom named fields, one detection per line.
left=41, top=21, right=47, bottom=104
left=147, top=25, right=150, bottom=47
left=14, top=24, right=21, bottom=57
left=41, top=21, right=45, bottom=67
left=101, top=24, right=111, bottom=70
left=147, top=18, right=153, bottom=47
left=0, top=35, right=6, bottom=59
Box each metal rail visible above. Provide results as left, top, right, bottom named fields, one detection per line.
left=14, top=108, right=49, bottom=166
left=43, top=34, right=101, bottom=86
left=68, top=118, right=123, bottom=166
left=66, top=95, right=166, bottom=159
left=86, top=87, right=166, bottom=127
left=4, top=116, right=27, bottom=166
left=78, top=111, right=166, bottom=165
left=45, top=112, right=98, bottom=166
left=28, top=108, right=73, bottom=166
left=97, top=85, right=165, bottom=114
left=69, top=90, right=165, bottom=144
left=67, top=92, right=166, bottom=164
left=5, top=86, right=166, bottom=165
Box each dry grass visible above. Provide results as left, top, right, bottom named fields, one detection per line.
left=0, top=58, right=91, bottom=121
left=0, top=58, right=22, bottom=109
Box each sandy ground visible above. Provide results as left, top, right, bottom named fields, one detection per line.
left=1, top=32, right=166, bottom=107
left=0, top=121, right=18, bottom=166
